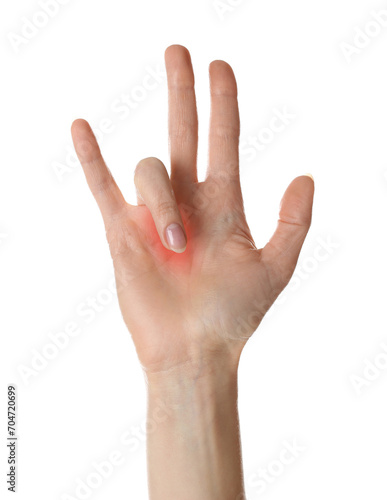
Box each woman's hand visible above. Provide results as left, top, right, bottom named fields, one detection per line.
left=71, top=45, right=314, bottom=376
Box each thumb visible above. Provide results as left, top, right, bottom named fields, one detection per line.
left=262, top=175, right=314, bottom=285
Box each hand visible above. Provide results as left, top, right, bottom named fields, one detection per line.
left=71, top=45, right=314, bottom=375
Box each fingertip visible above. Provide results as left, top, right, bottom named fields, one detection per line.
left=71, top=120, right=94, bottom=151
left=71, top=120, right=99, bottom=163
left=279, top=176, right=314, bottom=227
left=165, top=45, right=195, bottom=88
left=165, top=44, right=191, bottom=64
left=209, top=60, right=237, bottom=96
left=71, top=118, right=90, bottom=135
left=294, top=174, right=315, bottom=194
left=287, top=175, right=315, bottom=196
left=165, top=223, right=187, bottom=254
left=209, top=59, right=233, bottom=72
left=170, top=245, right=187, bottom=254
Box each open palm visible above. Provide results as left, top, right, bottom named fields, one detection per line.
left=71, top=45, right=314, bottom=374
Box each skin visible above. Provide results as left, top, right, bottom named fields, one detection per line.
left=71, top=45, right=314, bottom=499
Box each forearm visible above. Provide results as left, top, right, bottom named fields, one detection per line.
left=145, top=354, right=245, bottom=500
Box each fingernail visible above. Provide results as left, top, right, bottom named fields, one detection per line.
left=165, top=223, right=187, bottom=253
left=304, top=173, right=314, bottom=181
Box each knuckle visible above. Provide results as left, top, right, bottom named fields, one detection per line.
left=92, top=175, right=114, bottom=196
left=134, top=158, right=165, bottom=185
left=155, top=199, right=177, bottom=218
left=170, top=120, right=197, bottom=141
left=210, top=127, right=239, bottom=142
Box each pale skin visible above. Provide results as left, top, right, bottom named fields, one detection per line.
left=71, top=45, right=314, bottom=499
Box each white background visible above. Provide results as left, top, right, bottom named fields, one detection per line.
left=1, top=0, right=387, bottom=499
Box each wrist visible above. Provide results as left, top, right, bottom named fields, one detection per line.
left=145, top=347, right=241, bottom=403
